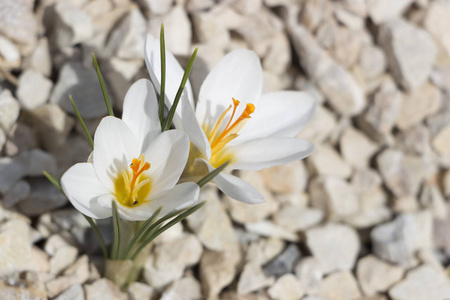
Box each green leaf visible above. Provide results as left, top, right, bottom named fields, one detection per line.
left=122, top=207, right=162, bottom=260
left=83, top=215, right=109, bottom=259
left=43, top=171, right=108, bottom=259
left=92, top=53, right=114, bottom=116
left=43, top=171, right=64, bottom=194
left=70, top=95, right=94, bottom=149
left=162, top=48, right=198, bottom=131
left=130, top=202, right=205, bottom=260
left=111, top=201, right=122, bottom=259
left=197, top=160, right=230, bottom=188
left=159, top=24, right=166, bottom=127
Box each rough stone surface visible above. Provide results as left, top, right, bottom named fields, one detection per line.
left=17, top=69, right=53, bottom=110
left=389, top=265, right=450, bottom=300
left=320, top=271, right=362, bottom=300
left=379, top=19, right=437, bottom=91
left=357, top=255, right=405, bottom=296
left=306, top=223, right=360, bottom=274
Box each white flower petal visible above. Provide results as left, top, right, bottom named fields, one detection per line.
left=122, top=79, right=161, bottom=151
left=144, top=34, right=194, bottom=110
left=200, top=159, right=264, bottom=204
left=196, top=49, right=263, bottom=130
left=236, top=91, right=316, bottom=143
left=149, top=182, right=200, bottom=215
left=93, top=117, right=140, bottom=191
left=181, top=96, right=211, bottom=159
left=61, top=163, right=112, bottom=219
left=230, top=138, right=314, bottom=171
left=143, top=129, right=189, bottom=195
left=115, top=182, right=200, bottom=221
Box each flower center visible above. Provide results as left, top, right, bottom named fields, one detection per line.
left=114, top=154, right=152, bottom=207
left=206, top=98, right=255, bottom=167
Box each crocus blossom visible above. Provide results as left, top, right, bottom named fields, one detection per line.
left=61, top=79, right=200, bottom=220
left=145, top=35, right=316, bottom=204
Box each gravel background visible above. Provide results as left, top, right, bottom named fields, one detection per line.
left=0, top=0, right=450, bottom=299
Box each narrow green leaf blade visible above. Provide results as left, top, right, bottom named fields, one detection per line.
left=70, top=95, right=94, bottom=149
left=159, top=23, right=166, bottom=127
left=162, top=48, right=198, bottom=131
left=131, top=202, right=206, bottom=260
left=197, top=160, right=230, bottom=188
left=111, top=201, right=121, bottom=259
left=43, top=171, right=64, bottom=194
left=83, top=214, right=109, bottom=259
left=122, top=206, right=162, bottom=260
left=92, top=53, right=114, bottom=116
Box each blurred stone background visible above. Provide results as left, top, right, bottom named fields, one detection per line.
left=0, top=0, right=450, bottom=299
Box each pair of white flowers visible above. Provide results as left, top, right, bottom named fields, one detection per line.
left=61, top=35, right=316, bottom=221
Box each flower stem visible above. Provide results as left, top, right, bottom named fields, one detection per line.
left=92, top=52, right=114, bottom=116
left=69, top=95, right=94, bottom=149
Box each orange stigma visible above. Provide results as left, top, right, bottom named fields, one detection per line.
left=114, top=154, right=151, bottom=207
left=207, top=98, right=255, bottom=167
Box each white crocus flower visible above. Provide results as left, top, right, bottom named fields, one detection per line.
left=61, top=79, right=200, bottom=221
left=145, top=35, right=316, bottom=204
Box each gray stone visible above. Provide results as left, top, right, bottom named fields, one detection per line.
left=268, top=274, right=304, bottom=300
left=371, top=210, right=433, bottom=267
left=307, top=145, right=352, bottom=179
left=139, top=0, right=173, bottom=15
left=367, top=0, right=413, bottom=24
left=294, top=257, right=323, bottom=295
left=433, top=202, right=450, bottom=252
left=85, top=279, right=127, bottom=300
left=23, top=38, right=52, bottom=77
left=4, top=123, right=38, bottom=156
left=289, top=25, right=364, bottom=116
left=143, top=234, right=203, bottom=290
left=340, top=127, right=378, bottom=168
left=127, top=282, right=155, bottom=300
left=54, top=283, right=84, bottom=300
left=105, top=7, right=146, bottom=60
left=200, top=247, right=241, bottom=300
left=358, top=45, right=386, bottom=80
left=50, top=62, right=109, bottom=119
left=432, top=123, right=450, bottom=155
left=260, top=161, right=308, bottom=195
left=377, top=149, right=425, bottom=198
left=17, top=70, right=53, bottom=110
left=192, top=11, right=230, bottom=50
left=245, top=221, right=299, bottom=242
left=19, top=177, right=67, bottom=217
left=0, top=0, right=37, bottom=46
left=396, top=83, right=441, bottom=130
left=0, top=35, right=20, bottom=69
left=246, top=238, right=285, bottom=266
left=378, top=19, right=437, bottom=91
left=52, top=2, right=94, bottom=48
left=0, top=90, right=20, bottom=133
left=306, top=223, right=360, bottom=274
left=320, top=271, right=362, bottom=300
left=297, top=106, right=337, bottom=145
left=148, top=6, right=192, bottom=56
left=224, top=171, right=278, bottom=224
left=274, top=206, right=323, bottom=232
left=160, top=276, right=202, bottom=300
left=3, top=180, right=30, bottom=208
left=389, top=265, right=450, bottom=300
left=358, top=79, right=403, bottom=138
left=397, top=124, right=432, bottom=155
left=0, top=219, right=35, bottom=276
left=263, top=244, right=301, bottom=277
left=357, top=255, right=405, bottom=296
left=237, top=262, right=275, bottom=294
left=310, top=177, right=359, bottom=220
left=424, top=0, right=450, bottom=57
left=187, top=186, right=240, bottom=252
